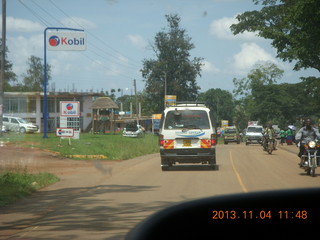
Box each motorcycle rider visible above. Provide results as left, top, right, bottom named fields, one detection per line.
left=262, top=124, right=277, bottom=151
left=295, top=118, right=320, bottom=167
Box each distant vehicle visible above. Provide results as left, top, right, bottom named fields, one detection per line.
left=123, top=122, right=144, bottom=138
left=245, top=125, right=263, bottom=145
left=3, top=116, right=38, bottom=133
left=159, top=102, right=218, bottom=171
left=223, top=126, right=240, bottom=144
left=1, top=125, right=6, bottom=133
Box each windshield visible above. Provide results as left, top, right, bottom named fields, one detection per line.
left=164, top=110, right=210, bottom=130
left=17, top=118, right=27, bottom=124
left=125, top=123, right=138, bottom=131
left=247, top=127, right=263, bottom=133
left=225, top=129, right=237, bottom=134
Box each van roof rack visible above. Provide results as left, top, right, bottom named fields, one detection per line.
left=169, top=101, right=206, bottom=107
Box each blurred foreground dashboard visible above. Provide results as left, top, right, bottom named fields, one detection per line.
left=126, top=188, right=320, bottom=240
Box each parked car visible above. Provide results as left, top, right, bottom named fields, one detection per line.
left=3, top=116, right=39, bottom=133
left=123, top=122, right=144, bottom=138
left=223, top=126, right=240, bottom=144
left=1, top=125, right=7, bottom=133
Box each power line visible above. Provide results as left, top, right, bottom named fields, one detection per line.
left=17, top=0, right=143, bottom=85
left=18, top=0, right=51, bottom=26
left=30, top=0, right=63, bottom=27
left=48, top=0, right=142, bottom=68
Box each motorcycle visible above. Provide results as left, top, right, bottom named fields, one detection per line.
left=263, top=134, right=276, bottom=154
left=299, top=140, right=320, bottom=177
left=267, top=138, right=276, bottom=154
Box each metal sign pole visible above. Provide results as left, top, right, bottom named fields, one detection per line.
left=43, top=27, right=84, bottom=138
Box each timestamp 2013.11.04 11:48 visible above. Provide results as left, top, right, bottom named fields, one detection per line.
left=212, top=210, right=309, bottom=220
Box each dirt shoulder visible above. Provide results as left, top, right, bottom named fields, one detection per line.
left=0, top=143, right=121, bottom=238
left=0, top=143, right=107, bottom=176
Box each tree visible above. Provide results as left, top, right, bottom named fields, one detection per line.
left=21, top=55, right=51, bottom=92
left=198, top=88, right=235, bottom=126
left=299, top=77, right=320, bottom=119
left=141, top=14, right=203, bottom=113
left=233, top=63, right=285, bottom=126
left=233, top=62, right=284, bottom=97
left=0, top=39, right=17, bottom=91
left=230, top=0, right=320, bottom=72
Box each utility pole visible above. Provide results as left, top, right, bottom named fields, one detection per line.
left=0, top=0, right=6, bottom=137
left=163, top=71, right=167, bottom=109
left=133, top=79, right=138, bottom=121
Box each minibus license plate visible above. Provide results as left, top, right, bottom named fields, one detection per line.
left=183, top=139, right=191, bottom=147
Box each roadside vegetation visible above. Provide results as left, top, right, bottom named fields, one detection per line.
left=0, top=132, right=159, bottom=207
left=0, top=172, right=59, bottom=207
left=2, top=132, right=159, bottom=160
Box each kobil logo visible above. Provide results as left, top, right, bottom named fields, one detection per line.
left=63, top=103, right=76, bottom=115
left=47, top=32, right=86, bottom=51
left=60, top=101, right=80, bottom=117
left=66, top=103, right=73, bottom=110
left=49, top=35, right=60, bottom=47
left=48, top=35, right=85, bottom=47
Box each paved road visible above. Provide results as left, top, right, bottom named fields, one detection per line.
left=1, top=143, right=319, bottom=239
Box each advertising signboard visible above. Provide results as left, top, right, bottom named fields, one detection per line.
left=47, top=31, right=86, bottom=51
left=165, top=95, right=177, bottom=107
left=221, top=120, right=229, bottom=128
left=59, top=101, right=80, bottom=139
left=60, top=101, right=80, bottom=117
left=56, top=128, right=74, bottom=138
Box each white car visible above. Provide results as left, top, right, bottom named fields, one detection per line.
left=3, top=116, right=38, bottom=133
left=1, top=125, right=6, bottom=133
left=123, top=123, right=144, bottom=138
left=245, top=125, right=263, bottom=145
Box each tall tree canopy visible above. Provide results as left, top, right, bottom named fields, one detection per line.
left=230, top=0, right=320, bottom=72
left=198, top=88, right=235, bottom=126
left=21, top=55, right=51, bottom=92
left=233, top=62, right=284, bottom=97
left=0, top=39, right=17, bottom=91
left=233, top=63, right=288, bottom=126
left=141, top=14, right=203, bottom=113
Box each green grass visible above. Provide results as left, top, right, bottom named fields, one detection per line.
left=2, top=132, right=160, bottom=160
left=0, top=132, right=159, bottom=206
left=0, top=171, right=59, bottom=206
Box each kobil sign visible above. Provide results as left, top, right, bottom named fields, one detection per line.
left=47, top=32, right=86, bottom=51
left=60, top=101, right=80, bottom=117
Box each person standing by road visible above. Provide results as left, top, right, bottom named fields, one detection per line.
left=286, top=128, right=294, bottom=145
left=279, top=129, right=286, bottom=145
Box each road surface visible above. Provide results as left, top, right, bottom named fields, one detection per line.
left=1, top=143, right=319, bottom=239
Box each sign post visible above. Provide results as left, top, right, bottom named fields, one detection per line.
left=43, top=27, right=86, bottom=138
left=59, top=101, right=81, bottom=139
left=56, top=128, right=74, bottom=145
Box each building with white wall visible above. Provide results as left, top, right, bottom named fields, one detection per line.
left=3, top=91, right=103, bottom=132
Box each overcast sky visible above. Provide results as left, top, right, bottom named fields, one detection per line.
left=2, top=0, right=318, bottom=95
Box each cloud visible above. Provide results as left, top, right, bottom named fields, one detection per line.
left=7, top=33, right=84, bottom=80
left=8, top=34, right=43, bottom=77
left=3, top=16, right=43, bottom=32
left=202, top=60, right=220, bottom=73
left=232, top=42, right=278, bottom=74
left=127, top=34, right=148, bottom=49
left=209, top=15, right=258, bottom=40
left=61, top=17, right=96, bottom=29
